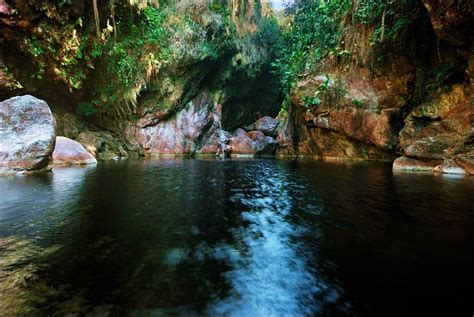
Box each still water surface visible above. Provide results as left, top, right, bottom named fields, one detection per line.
left=1, top=159, right=473, bottom=316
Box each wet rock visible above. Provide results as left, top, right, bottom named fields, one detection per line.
left=229, top=128, right=256, bottom=155
left=433, top=159, right=466, bottom=175
left=454, top=155, right=474, bottom=176
left=229, top=128, right=277, bottom=157
left=52, top=136, right=97, bottom=165
left=0, top=95, right=56, bottom=175
left=251, top=116, right=280, bottom=137
left=393, top=156, right=441, bottom=172
left=453, top=144, right=474, bottom=176
left=258, top=136, right=278, bottom=156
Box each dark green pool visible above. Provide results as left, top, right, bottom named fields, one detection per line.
left=1, top=159, right=473, bottom=316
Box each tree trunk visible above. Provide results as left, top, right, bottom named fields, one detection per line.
left=93, top=0, right=100, bottom=38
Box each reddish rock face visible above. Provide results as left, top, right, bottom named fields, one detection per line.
left=400, top=85, right=471, bottom=160
left=0, top=0, right=11, bottom=15
left=136, top=93, right=224, bottom=156
left=454, top=149, right=474, bottom=175
left=277, top=69, right=405, bottom=160
left=247, top=130, right=266, bottom=141
left=304, top=107, right=400, bottom=150
left=229, top=128, right=277, bottom=156
left=0, top=95, right=56, bottom=175
left=52, top=136, right=97, bottom=165
left=229, top=129, right=257, bottom=155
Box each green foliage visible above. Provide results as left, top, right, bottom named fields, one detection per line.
left=78, top=102, right=99, bottom=116
left=105, top=6, right=168, bottom=83
left=273, top=0, right=419, bottom=109
left=302, top=75, right=347, bottom=109
left=272, top=0, right=351, bottom=107
left=355, top=0, right=418, bottom=45
left=303, top=96, right=321, bottom=110
left=18, top=1, right=277, bottom=117
left=352, top=98, right=365, bottom=108
left=319, top=77, right=347, bottom=107
left=209, top=2, right=228, bottom=16
left=22, top=16, right=92, bottom=91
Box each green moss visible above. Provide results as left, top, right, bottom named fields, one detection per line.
left=352, top=98, right=365, bottom=108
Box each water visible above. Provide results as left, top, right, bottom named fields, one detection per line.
left=1, top=159, right=473, bottom=316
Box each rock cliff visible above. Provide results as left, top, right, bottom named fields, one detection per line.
left=0, top=0, right=281, bottom=159
left=276, top=0, right=473, bottom=175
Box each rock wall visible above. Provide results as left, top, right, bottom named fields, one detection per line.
left=136, top=91, right=222, bottom=156
left=277, top=0, right=473, bottom=175
left=0, top=0, right=281, bottom=160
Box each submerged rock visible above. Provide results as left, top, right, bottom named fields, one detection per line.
left=0, top=95, right=56, bottom=175
left=52, top=136, right=97, bottom=165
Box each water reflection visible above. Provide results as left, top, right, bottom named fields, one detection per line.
left=0, top=159, right=473, bottom=316
left=207, top=165, right=335, bottom=316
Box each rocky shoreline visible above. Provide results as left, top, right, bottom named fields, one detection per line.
left=1, top=94, right=472, bottom=176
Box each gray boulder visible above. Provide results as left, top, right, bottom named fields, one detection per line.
left=0, top=95, right=56, bottom=175
left=252, top=116, right=280, bottom=137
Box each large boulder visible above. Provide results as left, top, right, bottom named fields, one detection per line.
left=229, top=128, right=277, bottom=157
left=251, top=116, right=280, bottom=137
left=399, top=85, right=471, bottom=160
left=52, top=136, right=97, bottom=165
left=0, top=95, right=56, bottom=175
